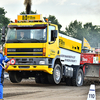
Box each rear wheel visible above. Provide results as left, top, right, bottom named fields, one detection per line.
left=9, top=71, right=22, bottom=83
left=48, top=64, right=62, bottom=84
left=35, top=73, right=49, bottom=84
left=35, top=75, right=41, bottom=83
left=72, top=69, right=83, bottom=86
left=40, top=76, right=49, bottom=84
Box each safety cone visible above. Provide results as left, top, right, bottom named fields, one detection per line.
left=87, top=84, right=96, bottom=100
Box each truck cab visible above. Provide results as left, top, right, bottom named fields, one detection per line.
left=2, top=14, right=61, bottom=84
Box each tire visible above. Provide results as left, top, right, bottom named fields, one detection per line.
left=35, top=76, right=41, bottom=83
left=48, top=64, right=62, bottom=84
left=9, top=71, right=22, bottom=83
left=35, top=73, right=49, bottom=84
left=40, top=76, right=49, bottom=84
left=72, top=68, right=83, bottom=86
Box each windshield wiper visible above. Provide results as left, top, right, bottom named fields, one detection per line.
left=30, top=39, right=41, bottom=43
left=8, top=39, right=23, bottom=43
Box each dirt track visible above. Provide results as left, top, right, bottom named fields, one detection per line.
left=3, top=79, right=100, bottom=100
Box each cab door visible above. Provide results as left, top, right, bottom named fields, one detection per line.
left=47, top=25, right=59, bottom=58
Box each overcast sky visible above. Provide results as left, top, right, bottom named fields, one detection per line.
left=0, top=0, right=100, bottom=31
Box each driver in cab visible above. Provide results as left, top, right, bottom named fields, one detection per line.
left=20, top=32, right=25, bottom=40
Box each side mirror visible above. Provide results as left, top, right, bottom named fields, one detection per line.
left=51, top=30, right=57, bottom=41
left=51, top=30, right=57, bottom=38
left=1, top=26, right=6, bottom=42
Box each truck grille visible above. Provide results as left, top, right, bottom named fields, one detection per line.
left=7, top=48, right=43, bottom=57
left=8, top=57, right=47, bottom=65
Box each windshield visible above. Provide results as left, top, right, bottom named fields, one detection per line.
left=6, top=26, right=47, bottom=43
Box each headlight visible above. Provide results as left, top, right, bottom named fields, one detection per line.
left=39, top=61, right=45, bottom=64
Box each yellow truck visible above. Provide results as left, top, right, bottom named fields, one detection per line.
left=1, top=14, right=83, bottom=86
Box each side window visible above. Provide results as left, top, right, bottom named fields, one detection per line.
left=49, top=26, right=55, bottom=42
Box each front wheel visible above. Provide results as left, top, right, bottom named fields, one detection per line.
left=48, top=64, right=62, bottom=84
left=72, top=68, right=83, bottom=86
left=9, top=71, right=22, bottom=83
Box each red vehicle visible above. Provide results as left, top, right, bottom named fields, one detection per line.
left=81, top=49, right=100, bottom=81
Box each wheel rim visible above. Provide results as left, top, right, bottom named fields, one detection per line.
left=77, top=72, right=82, bottom=84
left=55, top=67, right=60, bottom=81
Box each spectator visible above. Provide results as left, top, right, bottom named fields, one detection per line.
left=0, top=45, right=10, bottom=100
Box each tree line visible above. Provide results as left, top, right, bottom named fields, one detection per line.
left=0, top=7, right=100, bottom=47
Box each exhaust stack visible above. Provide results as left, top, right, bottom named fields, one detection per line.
left=24, top=0, right=32, bottom=14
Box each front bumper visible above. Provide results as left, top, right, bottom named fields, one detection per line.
left=6, top=65, right=53, bottom=74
